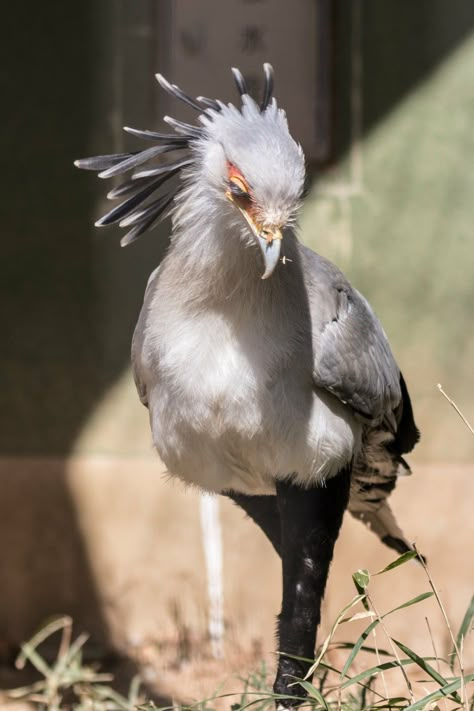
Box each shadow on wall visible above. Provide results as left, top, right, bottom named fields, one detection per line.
left=332, top=0, right=474, bottom=162
left=1, top=3, right=171, bottom=701
left=0, top=2, right=171, bottom=702
left=3, top=0, right=474, bottom=457
left=0, top=0, right=473, bottom=683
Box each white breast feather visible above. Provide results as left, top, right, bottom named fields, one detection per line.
left=145, top=304, right=360, bottom=495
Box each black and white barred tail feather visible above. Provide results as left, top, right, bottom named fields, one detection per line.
left=349, top=426, right=425, bottom=562
left=74, top=65, right=275, bottom=246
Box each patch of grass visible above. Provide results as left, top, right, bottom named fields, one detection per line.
left=6, top=553, right=474, bottom=711
left=7, top=616, right=144, bottom=710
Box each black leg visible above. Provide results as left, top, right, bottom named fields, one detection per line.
left=274, top=468, right=351, bottom=707
left=226, top=492, right=281, bottom=556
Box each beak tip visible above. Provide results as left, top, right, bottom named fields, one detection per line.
left=257, top=233, right=282, bottom=280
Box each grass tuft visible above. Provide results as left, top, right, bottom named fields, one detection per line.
left=7, top=615, right=143, bottom=710
left=5, top=553, right=473, bottom=711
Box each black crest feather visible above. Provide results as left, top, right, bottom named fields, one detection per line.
left=123, top=126, right=189, bottom=144
left=231, top=67, right=249, bottom=97
left=155, top=73, right=204, bottom=113
left=196, top=95, right=222, bottom=112
left=120, top=193, right=175, bottom=247
left=75, top=64, right=276, bottom=246
left=260, top=63, right=274, bottom=111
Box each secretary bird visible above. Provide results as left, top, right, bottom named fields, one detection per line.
left=76, top=64, right=420, bottom=705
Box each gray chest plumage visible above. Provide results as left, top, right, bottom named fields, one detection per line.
left=133, top=254, right=361, bottom=495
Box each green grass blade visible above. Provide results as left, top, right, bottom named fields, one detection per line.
left=7, top=680, right=47, bottom=700
left=392, top=638, right=449, bottom=686
left=341, top=657, right=448, bottom=689
left=295, top=679, right=330, bottom=710
left=451, top=593, right=474, bottom=671
left=331, top=642, right=393, bottom=657
left=53, top=631, right=89, bottom=678
left=364, top=700, right=410, bottom=710
left=374, top=551, right=418, bottom=575
left=381, top=592, right=434, bottom=617
left=392, top=639, right=461, bottom=704
left=340, top=618, right=380, bottom=679
left=353, top=569, right=371, bottom=610
left=318, top=659, right=344, bottom=675
left=16, top=643, right=52, bottom=677
left=341, top=610, right=376, bottom=624
left=340, top=658, right=418, bottom=690
left=15, top=615, right=72, bottom=671
left=353, top=569, right=370, bottom=590
left=306, top=593, right=366, bottom=677
left=403, top=673, right=474, bottom=711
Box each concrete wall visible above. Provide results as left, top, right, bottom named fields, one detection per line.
left=301, top=0, right=474, bottom=463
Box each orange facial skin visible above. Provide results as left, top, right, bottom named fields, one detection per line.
left=227, top=162, right=250, bottom=193
left=225, top=161, right=260, bottom=223
left=225, top=161, right=283, bottom=248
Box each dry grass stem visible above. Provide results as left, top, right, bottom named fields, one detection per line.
left=425, top=616, right=448, bottom=711
left=365, top=590, right=415, bottom=702
left=371, top=626, right=389, bottom=704
left=414, top=543, right=468, bottom=711
left=437, top=384, right=474, bottom=435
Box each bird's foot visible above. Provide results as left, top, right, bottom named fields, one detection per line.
left=273, top=658, right=310, bottom=709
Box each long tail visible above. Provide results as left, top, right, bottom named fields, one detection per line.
left=349, top=429, right=425, bottom=561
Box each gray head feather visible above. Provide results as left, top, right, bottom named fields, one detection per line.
left=75, top=64, right=305, bottom=247
left=198, top=94, right=305, bottom=226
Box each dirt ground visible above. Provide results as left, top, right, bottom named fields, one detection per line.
left=0, top=459, right=472, bottom=708
left=0, top=456, right=474, bottom=707
left=121, top=461, right=474, bottom=707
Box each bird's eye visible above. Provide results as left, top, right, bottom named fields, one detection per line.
left=229, top=176, right=250, bottom=200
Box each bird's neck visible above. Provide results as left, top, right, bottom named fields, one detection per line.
left=163, top=183, right=300, bottom=312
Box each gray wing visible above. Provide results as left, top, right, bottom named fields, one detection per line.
left=131, top=265, right=161, bottom=407
left=300, top=246, right=421, bottom=558
left=301, top=246, right=401, bottom=429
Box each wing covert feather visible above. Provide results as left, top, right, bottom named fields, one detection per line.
left=301, top=247, right=401, bottom=428
left=131, top=264, right=161, bottom=407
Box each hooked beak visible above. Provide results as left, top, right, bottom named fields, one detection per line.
left=255, top=226, right=282, bottom=280
left=226, top=192, right=283, bottom=279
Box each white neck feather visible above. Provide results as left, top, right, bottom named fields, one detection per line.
left=161, top=177, right=301, bottom=317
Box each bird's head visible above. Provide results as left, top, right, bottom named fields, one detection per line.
left=75, top=64, right=306, bottom=279
left=195, top=71, right=305, bottom=277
